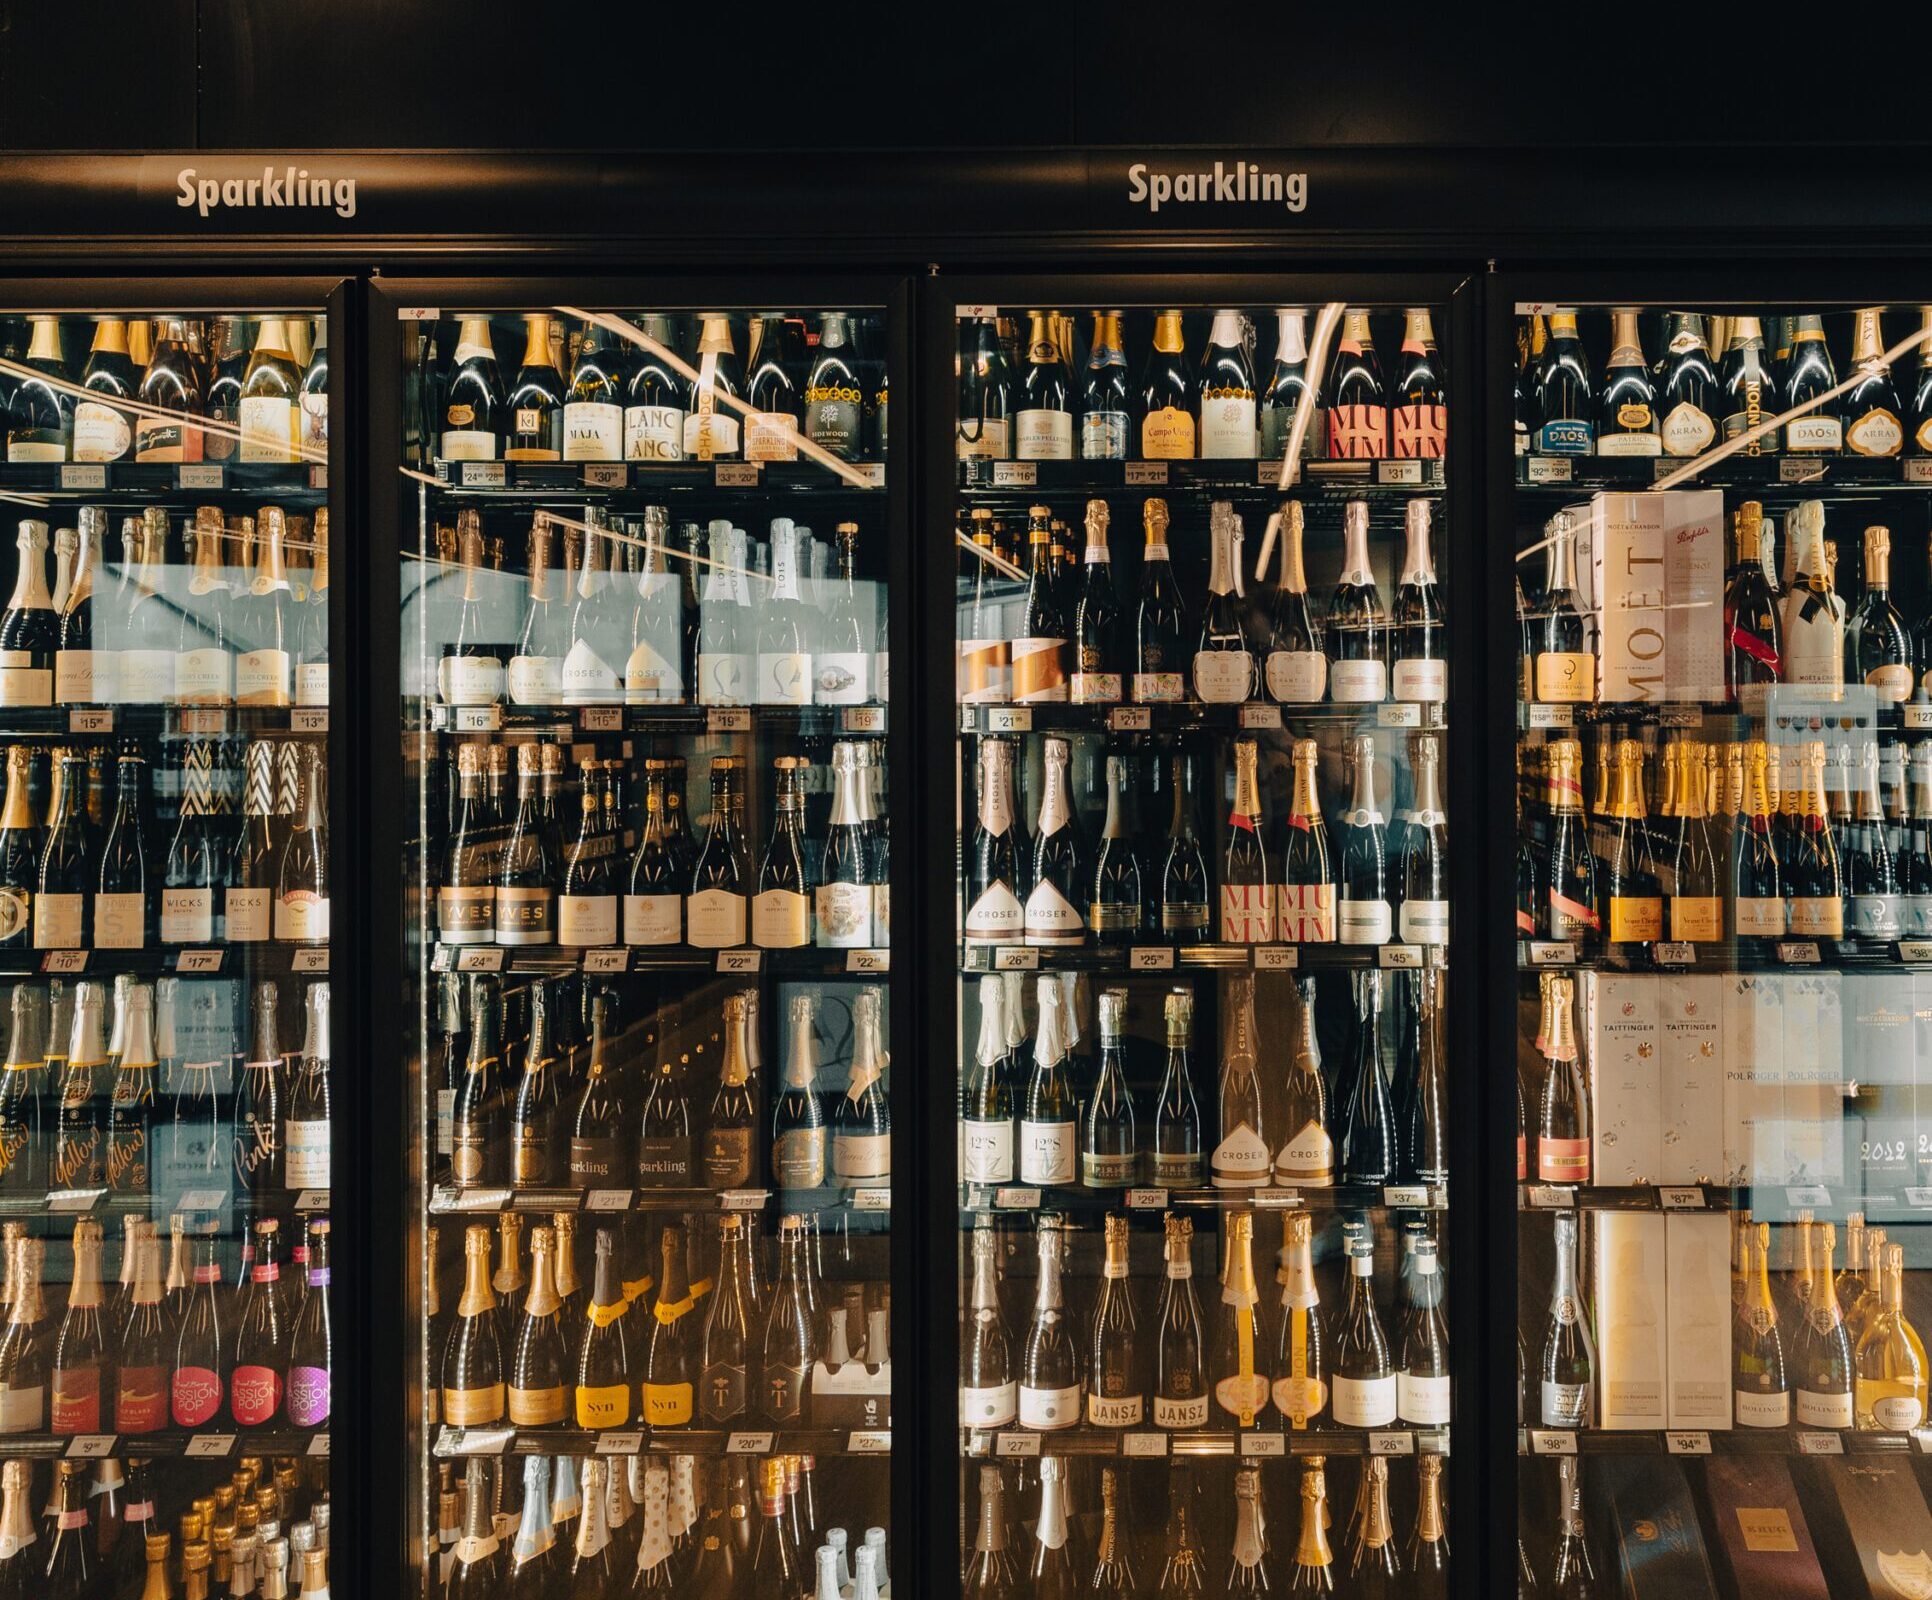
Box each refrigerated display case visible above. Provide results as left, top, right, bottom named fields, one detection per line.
left=936, top=279, right=1477, bottom=1596
left=384, top=281, right=909, bottom=1599
left=0, top=284, right=346, bottom=1596
left=1501, top=287, right=1932, bottom=1597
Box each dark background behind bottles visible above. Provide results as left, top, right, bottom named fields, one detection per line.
left=8, top=4, right=1922, bottom=154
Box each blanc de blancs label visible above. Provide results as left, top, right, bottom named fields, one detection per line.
left=176, top=166, right=358, bottom=219
left=1125, top=160, right=1309, bottom=216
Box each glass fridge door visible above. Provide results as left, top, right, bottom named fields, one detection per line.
left=948, top=292, right=1457, bottom=1594
left=1509, top=294, right=1932, bottom=1597
left=395, top=291, right=900, bottom=1598
left=0, top=292, right=340, bottom=1592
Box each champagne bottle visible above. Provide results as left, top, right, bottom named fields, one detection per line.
left=960, top=1221, right=1015, bottom=1431
left=1211, top=974, right=1269, bottom=1187
left=1271, top=1211, right=1328, bottom=1429
left=499, top=314, right=564, bottom=462
left=1012, top=507, right=1069, bottom=704
left=1018, top=1216, right=1078, bottom=1430
left=760, top=1213, right=815, bottom=1425
left=1596, top=308, right=1660, bottom=455
left=169, top=1224, right=222, bottom=1427
left=1603, top=738, right=1661, bottom=946
left=1025, top=737, right=1084, bottom=947
left=440, top=316, right=504, bottom=461
left=1849, top=524, right=1913, bottom=702
left=1014, top=311, right=1074, bottom=461
left=1533, top=511, right=1594, bottom=702
left=686, top=756, right=748, bottom=949
left=286, top=1217, right=331, bottom=1428
left=561, top=320, right=623, bottom=462
left=1346, top=1456, right=1403, bottom=1595
left=1338, top=736, right=1391, bottom=945
left=0, top=1234, right=44, bottom=1432
left=136, top=315, right=206, bottom=462
left=1657, top=311, right=1720, bottom=456
left=962, top=1465, right=1019, bottom=1600
left=966, top=738, right=1025, bottom=946
left=0, top=520, right=55, bottom=707
left=1326, top=308, right=1388, bottom=459
left=1140, top=311, right=1196, bottom=460
left=1090, top=756, right=1144, bottom=947
left=50, top=1218, right=106, bottom=1433
left=1855, top=1242, right=1926, bottom=1430
left=641, top=1225, right=695, bottom=1427
left=1069, top=498, right=1122, bottom=704
left=1274, top=981, right=1333, bottom=1184
left=1392, top=498, right=1447, bottom=702
left=832, top=987, right=890, bottom=1188
left=1220, top=739, right=1273, bottom=944
left=442, top=1224, right=504, bottom=1427
left=1851, top=740, right=1904, bottom=938
left=1081, top=989, right=1137, bottom=1188
left=1265, top=502, right=1327, bottom=703
left=1278, top=738, right=1336, bottom=942
left=1542, top=740, right=1599, bottom=944
left=1153, top=1214, right=1207, bottom=1429
left=1133, top=498, right=1187, bottom=702
left=506, top=1225, right=567, bottom=1427
left=703, top=992, right=756, bottom=1191
left=1534, top=974, right=1589, bottom=1183
left=1261, top=308, right=1322, bottom=462
left=957, top=315, right=1013, bottom=461
left=698, top=1214, right=754, bottom=1423
left=0, top=985, right=41, bottom=1186
left=105, top=980, right=154, bottom=1194
left=1845, top=307, right=1905, bottom=456
left=1328, top=503, right=1388, bottom=703
left=1392, top=308, right=1447, bottom=458
left=1192, top=502, right=1256, bottom=701
left=1538, top=1211, right=1594, bottom=1427
left=52, top=979, right=105, bottom=1188
left=1027, top=1457, right=1077, bottom=1600
left=1212, top=1210, right=1269, bottom=1425
left=750, top=754, right=813, bottom=949
left=1793, top=1220, right=1855, bottom=1428
left=1332, top=1233, right=1396, bottom=1428
left=1199, top=309, right=1258, bottom=459
left=1079, top=1213, right=1142, bottom=1429
left=1080, top=311, right=1131, bottom=461
left=238, top=316, right=303, bottom=463
left=1159, top=749, right=1210, bottom=944
left=1399, top=1237, right=1451, bottom=1426
left=1397, top=733, right=1449, bottom=944
left=1721, top=314, right=1781, bottom=451
left=1533, top=310, right=1594, bottom=455
left=1286, top=1461, right=1335, bottom=1593
left=93, top=745, right=149, bottom=949
left=1151, top=988, right=1203, bottom=1187
left=1786, top=740, right=1843, bottom=939
left=572, top=1229, right=629, bottom=1429
left=1733, top=1220, right=1789, bottom=1427
left=5, top=316, right=71, bottom=461
left=230, top=1218, right=286, bottom=1426
left=1087, top=1465, right=1135, bottom=1599
left=1019, top=974, right=1077, bottom=1188
left=233, top=506, right=294, bottom=707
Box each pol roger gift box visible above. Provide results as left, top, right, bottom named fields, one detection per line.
left=1593, top=1212, right=1667, bottom=1429
left=1664, top=1211, right=1731, bottom=1429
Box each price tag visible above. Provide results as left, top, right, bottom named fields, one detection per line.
left=290, top=707, right=329, bottom=734
left=1369, top=1431, right=1416, bottom=1456
left=1377, top=702, right=1422, bottom=728
left=46, top=1188, right=101, bottom=1213
left=991, top=462, right=1037, bottom=488
left=68, top=709, right=113, bottom=734
left=1665, top=1431, right=1712, bottom=1456
left=706, top=707, right=751, bottom=733
left=1255, top=1188, right=1301, bottom=1208
left=1383, top=1185, right=1431, bottom=1209
left=59, top=464, right=106, bottom=490
left=1527, top=704, right=1575, bottom=729
left=1127, top=1189, right=1168, bottom=1210
left=64, top=1434, right=117, bottom=1458
left=1256, top=462, right=1291, bottom=487
left=956, top=304, right=999, bottom=321
left=1240, top=1432, right=1287, bottom=1458
left=457, top=948, right=505, bottom=973
left=452, top=706, right=501, bottom=732
left=995, top=1188, right=1042, bottom=1210
left=595, top=1432, right=644, bottom=1455
left=1658, top=1187, right=1706, bottom=1210
left=845, top=462, right=886, bottom=488
left=581, top=464, right=627, bottom=489
left=1527, top=1186, right=1575, bottom=1208
left=1786, top=1185, right=1831, bottom=1208
left=175, top=949, right=224, bottom=974
left=1900, top=942, right=1932, bottom=964
left=994, top=947, right=1039, bottom=971
left=727, top=1432, right=775, bottom=1455
left=846, top=1430, right=892, bottom=1455
left=1529, top=1430, right=1577, bottom=1456
left=178, top=1189, right=227, bottom=1215
left=716, top=948, right=762, bottom=974
left=1653, top=942, right=1695, bottom=966
left=1777, top=942, right=1822, bottom=965
left=1905, top=1188, right=1932, bottom=1209
left=1238, top=704, right=1282, bottom=730
left=39, top=950, right=87, bottom=974
left=846, top=949, right=890, bottom=974
left=448, top=1187, right=512, bottom=1211
left=186, top=1434, right=236, bottom=1459
left=1901, top=458, right=1932, bottom=484
left=581, top=948, right=629, bottom=975
left=1798, top=1431, right=1844, bottom=1455
left=1527, top=942, right=1576, bottom=967
left=1526, top=457, right=1573, bottom=485
left=996, top=1431, right=1041, bottom=1458
left=434, top=1426, right=512, bottom=1456
left=294, top=1190, right=329, bottom=1212
left=1379, top=945, right=1422, bottom=969
left=177, top=464, right=224, bottom=490
left=1108, top=706, right=1152, bottom=732
left=1253, top=946, right=1298, bottom=971
left=719, top=1190, right=768, bottom=1212
left=1121, top=1432, right=1168, bottom=1457
left=179, top=709, right=228, bottom=737
left=585, top=1189, right=633, bottom=1212
left=291, top=948, right=330, bottom=973
left=714, top=463, right=760, bottom=487
left=1780, top=457, right=1826, bottom=483
left=1125, top=462, right=1168, bottom=486
left=308, top=465, right=329, bottom=490
left=1904, top=705, right=1932, bottom=731
left=840, top=706, right=885, bottom=734
left=1376, top=461, right=1425, bottom=487
left=579, top=707, right=622, bottom=733
left=851, top=1188, right=891, bottom=1211
left=308, top=1433, right=330, bottom=1457
left=985, top=706, right=1032, bottom=734
left=459, top=462, right=506, bottom=489
left=1129, top=946, right=1175, bottom=971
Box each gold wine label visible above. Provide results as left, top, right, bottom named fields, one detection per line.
left=442, top=1381, right=505, bottom=1427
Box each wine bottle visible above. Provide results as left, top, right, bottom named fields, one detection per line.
left=52, top=979, right=105, bottom=1189
left=800, top=310, right=864, bottom=461
left=759, top=1213, right=815, bottom=1426
left=440, top=316, right=504, bottom=460
left=1331, top=1232, right=1396, bottom=1428
left=635, top=1032, right=694, bottom=1191
left=1399, top=1237, right=1451, bottom=1425
left=502, top=1223, right=568, bottom=1427
left=504, top=1455, right=558, bottom=1598
left=1389, top=498, right=1448, bottom=703
left=692, top=520, right=747, bottom=707
left=1723, top=500, right=1783, bottom=701
left=1541, top=739, right=1599, bottom=945
left=1786, top=740, right=1843, bottom=939
left=1657, top=311, right=1720, bottom=457
left=1262, top=1210, right=1327, bottom=1432
left=1219, top=740, right=1273, bottom=944
left=965, top=738, right=1025, bottom=946
left=1272, top=739, right=1336, bottom=946
left=1844, top=307, right=1905, bottom=456
left=444, top=1456, right=502, bottom=1599
left=1208, top=974, right=1270, bottom=1189
left=135, top=315, right=206, bottom=461
left=105, top=980, right=154, bottom=1194
left=1339, top=969, right=1396, bottom=1185
left=1288, top=1462, right=1335, bottom=1592
left=959, top=1219, right=1016, bottom=1432
left=238, top=316, right=303, bottom=463
left=1269, top=981, right=1333, bottom=1185
left=704, top=991, right=756, bottom=1191
left=1855, top=1241, right=1925, bottom=1429
left=1158, top=749, right=1210, bottom=944
left=1017, top=1216, right=1078, bottom=1430
left=498, top=314, right=565, bottom=461
left=1194, top=309, right=1258, bottom=459
left=1721, top=314, right=1781, bottom=451
left=1018, top=974, right=1077, bottom=1188
left=641, top=1225, right=695, bottom=1427
left=1396, top=733, right=1449, bottom=944
left=616, top=312, right=686, bottom=462
left=1534, top=973, right=1589, bottom=1183
left=1090, top=755, right=1144, bottom=947
left=0, top=520, right=55, bottom=708
left=1780, top=313, right=1843, bottom=454
left=811, top=518, right=870, bottom=707
left=1538, top=1211, right=1594, bottom=1427
left=1337, top=735, right=1391, bottom=944
left=1153, top=1214, right=1207, bottom=1429
left=1081, top=311, right=1131, bottom=461
left=1602, top=737, right=1661, bottom=946
left=572, top=1229, right=630, bottom=1429
left=1849, top=524, right=1913, bottom=702
left=1027, top=1457, right=1077, bottom=1600
left=49, top=1217, right=106, bottom=1433
left=1792, top=1220, right=1855, bottom=1428
left=957, top=315, right=1013, bottom=461
left=833, top=986, right=890, bottom=1188
left=1260, top=307, right=1322, bottom=461
left=1009, top=310, right=1072, bottom=461
left=1733, top=1220, right=1789, bottom=1427
left=1596, top=308, right=1660, bottom=455
left=1264, top=501, right=1326, bottom=703
left=1192, top=501, right=1256, bottom=702
left=270, top=740, right=327, bottom=945
left=1019, top=736, right=1083, bottom=947
left=0, top=985, right=41, bottom=1187
left=1010, top=506, right=1070, bottom=705
left=623, top=504, right=685, bottom=705
left=559, top=320, right=623, bottom=462
left=1533, top=310, right=1594, bottom=455
left=1328, top=502, right=1389, bottom=703
left=230, top=1217, right=287, bottom=1426
left=1344, top=1456, right=1403, bottom=1595
left=619, top=758, right=679, bottom=947
left=1405, top=967, right=1449, bottom=1186
left=1910, top=306, right=1932, bottom=457
left=285, top=1217, right=331, bottom=1429
left=0, top=1234, right=44, bottom=1433
left=1212, top=1209, right=1269, bottom=1425
left=772, top=991, right=829, bottom=1193
left=1532, top=511, right=1594, bottom=702
left=5, top=316, right=71, bottom=461
left=686, top=755, right=748, bottom=949
left=1140, top=310, right=1197, bottom=459
left=1133, top=497, right=1188, bottom=702
left=1151, top=987, right=1203, bottom=1187
left=697, top=1214, right=754, bottom=1423
left=52, top=507, right=104, bottom=705
left=169, top=1224, right=222, bottom=1427
left=1851, top=740, right=1903, bottom=939
left=1326, top=308, right=1388, bottom=459
left=1068, top=1211, right=1140, bottom=1431
left=1392, top=307, right=1447, bottom=458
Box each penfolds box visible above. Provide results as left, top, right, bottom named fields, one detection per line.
left=1584, top=489, right=1725, bottom=702
left=1597, top=1457, right=1721, bottom=1599
left=1659, top=973, right=1724, bottom=1184
left=1594, top=1211, right=1668, bottom=1429
left=1806, top=1458, right=1932, bottom=1600
left=1703, top=1457, right=1830, bottom=1600
left=1845, top=974, right=1915, bottom=1198
left=1585, top=972, right=1662, bottom=1185
left=1664, top=1212, right=1732, bottom=1429
left=1723, top=975, right=1784, bottom=1187
left=1781, top=972, right=1845, bottom=1186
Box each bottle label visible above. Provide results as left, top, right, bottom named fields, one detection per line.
left=239, top=396, right=299, bottom=462
left=73, top=399, right=133, bottom=461
left=1192, top=649, right=1255, bottom=704
left=285, top=1117, right=330, bottom=1189
left=1210, top=1122, right=1271, bottom=1187
left=1847, top=408, right=1904, bottom=457
left=233, top=646, right=292, bottom=705
left=175, top=646, right=234, bottom=702
left=643, top=1381, right=694, bottom=1427
left=1660, top=402, right=1717, bottom=457
left=1153, top=1393, right=1209, bottom=1429
left=1392, top=657, right=1447, bottom=703
left=1087, top=1390, right=1144, bottom=1427
left=805, top=393, right=863, bottom=458
left=0, top=888, right=26, bottom=944
left=1331, top=1372, right=1397, bottom=1428
left=1540, top=1380, right=1590, bottom=1427
left=624, top=404, right=685, bottom=461
left=567, top=1133, right=622, bottom=1186
left=1398, top=897, right=1450, bottom=944
left=168, top=1361, right=226, bottom=1429
left=51, top=1367, right=101, bottom=1432
left=1010, top=637, right=1069, bottom=703
left=1905, top=894, right=1932, bottom=938
left=1079, top=1148, right=1136, bottom=1187
left=1607, top=895, right=1663, bottom=944
left=744, top=412, right=802, bottom=463
left=6, top=441, right=63, bottom=463
left=1534, top=652, right=1595, bottom=702
left=753, top=888, right=813, bottom=948
left=635, top=1132, right=694, bottom=1186
left=439, top=653, right=504, bottom=705
left=685, top=888, right=747, bottom=949
left=159, top=888, right=215, bottom=945
left=695, top=649, right=749, bottom=706
left=1261, top=400, right=1323, bottom=462
left=958, top=418, right=1009, bottom=460
left=1160, top=903, right=1210, bottom=940
left=813, top=879, right=873, bottom=948
left=771, top=1126, right=828, bottom=1189
left=702, top=1125, right=754, bottom=1190
left=1013, top=409, right=1073, bottom=460
left=756, top=650, right=813, bottom=706
left=110, top=1362, right=167, bottom=1436
left=1327, top=404, right=1389, bottom=460
left=1328, top=659, right=1388, bottom=703
left=55, top=649, right=102, bottom=704
left=1275, top=1119, right=1335, bottom=1184
left=287, top=1365, right=331, bottom=1428
left=0, top=1383, right=40, bottom=1434
left=93, top=891, right=146, bottom=948
left=1141, top=407, right=1196, bottom=460
left=225, top=887, right=273, bottom=942
left=1022, top=879, right=1084, bottom=945
left=1534, top=418, right=1595, bottom=455
left=961, top=1381, right=1018, bottom=1429
left=762, top=1360, right=808, bottom=1422
left=1868, top=664, right=1914, bottom=704
left=574, top=1383, right=629, bottom=1430
left=833, top=1131, right=890, bottom=1182
left=562, top=400, right=622, bottom=461
left=1082, top=411, right=1129, bottom=460
left=1392, top=403, right=1447, bottom=459
left=1200, top=396, right=1258, bottom=459
left=276, top=889, right=331, bottom=943
left=1734, top=1386, right=1791, bottom=1427
left=1549, top=890, right=1600, bottom=939
left=1538, top=1138, right=1589, bottom=1182
left=1338, top=899, right=1392, bottom=945
left=699, top=1358, right=749, bottom=1423
left=1670, top=896, right=1723, bottom=942
left=1214, top=882, right=1273, bottom=945
left=560, top=640, right=619, bottom=704
left=960, top=1118, right=1015, bottom=1185
left=1018, top=1120, right=1076, bottom=1186
left=1272, top=1374, right=1327, bottom=1427
left=119, top=647, right=172, bottom=704
left=1070, top=670, right=1122, bottom=705
left=683, top=411, right=741, bottom=459
left=1215, top=1371, right=1270, bottom=1423
left=1150, top=1149, right=1203, bottom=1186
left=1018, top=1383, right=1080, bottom=1430
left=1785, top=414, right=1843, bottom=453
left=557, top=893, right=618, bottom=949
left=1278, top=882, right=1337, bottom=943
left=1789, top=897, right=1844, bottom=938
left=0, top=661, right=50, bottom=709
left=1853, top=894, right=1904, bottom=939
left=508, top=1383, right=567, bottom=1426
left=1090, top=902, right=1140, bottom=936
left=964, top=880, right=1024, bottom=943
left=1598, top=426, right=1662, bottom=457
left=1399, top=1371, right=1452, bottom=1426
left=622, top=892, right=681, bottom=946
left=1796, top=1387, right=1854, bottom=1428
left=1128, top=670, right=1183, bottom=704
left=442, top=1379, right=505, bottom=1428
left=1875, top=1393, right=1925, bottom=1430
left=136, top=415, right=203, bottom=463
left=506, top=653, right=561, bottom=705
left=441, top=427, right=496, bottom=461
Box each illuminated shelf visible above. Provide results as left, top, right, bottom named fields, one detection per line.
left=0, top=944, right=329, bottom=980
left=429, top=1182, right=889, bottom=1222
left=963, top=1424, right=1449, bottom=1460
left=0, top=1427, right=327, bottom=1460
left=1519, top=1181, right=1922, bottom=1222
left=957, top=701, right=1444, bottom=737
left=1516, top=452, right=1932, bottom=493
left=0, top=462, right=325, bottom=499
left=430, top=943, right=887, bottom=980
left=434, top=1424, right=889, bottom=1459
left=0, top=704, right=328, bottom=738
left=426, top=702, right=884, bottom=738
left=956, top=458, right=1444, bottom=495
left=428, top=459, right=884, bottom=496
left=961, top=1180, right=1445, bottom=1216
left=1521, top=1425, right=1926, bottom=1458
left=960, top=941, right=1442, bottom=976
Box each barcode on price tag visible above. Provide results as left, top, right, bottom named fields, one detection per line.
left=186, top=1434, right=236, bottom=1459
left=727, top=1432, right=774, bottom=1455
left=596, top=1432, right=644, bottom=1455
left=1122, top=1432, right=1167, bottom=1457
left=1129, top=947, right=1175, bottom=971
left=586, top=1189, right=633, bottom=1212
left=1665, top=1432, right=1711, bottom=1455
left=1240, top=1432, right=1286, bottom=1457
left=1798, top=1431, right=1844, bottom=1455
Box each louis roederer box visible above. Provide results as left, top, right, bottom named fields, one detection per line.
left=1594, top=1211, right=1668, bottom=1429
left=1659, top=973, right=1724, bottom=1184
left=1585, top=972, right=1662, bottom=1185
left=1665, top=1211, right=1732, bottom=1429
left=1582, top=490, right=1725, bottom=702
left=1723, top=974, right=1784, bottom=1187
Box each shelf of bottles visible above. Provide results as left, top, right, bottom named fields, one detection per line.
left=403, top=303, right=895, bottom=1599
left=0, top=305, right=336, bottom=1597
left=951, top=301, right=1452, bottom=1596
left=1512, top=302, right=1932, bottom=1598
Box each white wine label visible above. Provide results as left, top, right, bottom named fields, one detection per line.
left=815, top=881, right=874, bottom=949
left=1332, top=1373, right=1398, bottom=1428
left=1795, top=1388, right=1853, bottom=1428
left=744, top=412, right=802, bottom=463
left=440, top=654, right=504, bottom=705
left=285, top=1119, right=330, bottom=1189
left=1013, top=409, right=1073, bottom=460
left=239, top=396, right=299, bottom=462
left=1660, top=402, right=1717, bottom=457
left=1734, top=1387, right=1790, bottom=1427
left=624, top=405, right=685, bottom=460
left=160, top=889, right=214, bottom=946
left=0, top=1383, right=43, bottom=1433
left=1275, top=1120, right=1335, bottom=1185
left=752, top=888, right=812, bottom=949
left=1192, top=649, right=1254, bottom=703
left=175, top=647, right=234, bottom=702
left=1339, top=899, right=1393, bottom=945
left=1200, top=397, right=1258, bottom=459
left=685, top=888, right=746, bottom=949
left=957, top=419, right=1009, bottom=460
left=1023, top=879, right=1084, bottom=944
left=1540, top=1380, right=1590, bottom=1428
left=92, top=893, right=146, bottom=949
left=559, top=640, right=620, bottom=704
left=695, top=650, right=749, bottom=706
left=557, top=894, right=618, bottom=949
left=832, top=1131, right=889, bottom=1182
left=1210, top=1123, right=1271, bottom=1187
left=1219, top=883, right=1275, bottom=945
left=960, top=1382, right=1017, bottom=1429
left=1010, top=637, right=1069, bottom=703
left=1017, top=1120, right=1076, bottom=1186
left=1152, top=1394, right=1209, bottom=1429
left=1398, top=898, right=1450, bottom=944
left=1278, top=883, right=1337, bottom=943
left=233, top=647, right=292, bottom=705
left=1785, top=415, right=1843, bottom=453
left=1874, top=1394, right=1925, bottom=1430
left=771, top=1126, right=828, bottom=1189
left=961, top=1119, right=1015, bottom=1185
left=1596, top=429, right=1662, bottom=457
left=756, top=651, right=813, bottom=706
left=0, top=661, right=51, bottom=708
left=1788, top=897, right=1844, bottom=939
left=1847, top=409, right=1903, bottom=457
left=72, top=400, right=132, bottom=462
left=1087, top=1393, right=1144, bottom=1428
left=1329, top=659, right=1388, bottom=703
left=276, top=891, right=330, bottom=943
left=55, top=650, right=105, bottom=704
left=1018, top=1384, right=1080, bottom=1430
left=440, top=428, right=496, bottom=461
left=1868, top=663, right=1913, bottom=704
left=1398, top=1372, right=1452, bottom=1426
left=622, top=893, right=680, bottom=946
left=1392, top=657, right=1447, bottom=702
left=561, top=401, right=622, bottom=461
left=506, top=654, right=561, bottom=705
left=964, top=881, right=1024, bottom=943
left=807, top=651, right=867, bottom=707
left=1082, top=412, right=1128, bottom=460
left=225, top=887, right=272, bottom=942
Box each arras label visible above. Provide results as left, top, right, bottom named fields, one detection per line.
left=1660, top=403, right=1717, bottom=457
